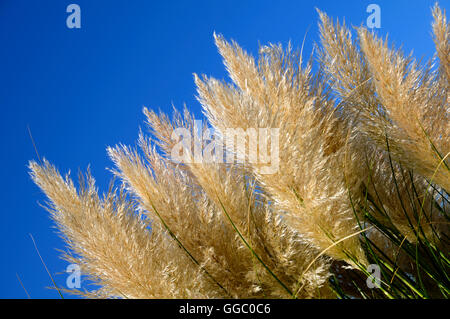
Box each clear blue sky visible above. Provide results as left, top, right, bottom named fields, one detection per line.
left=0, top=0, right=447, bottom=298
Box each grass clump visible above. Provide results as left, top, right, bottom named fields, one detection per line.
left=29, top=4, right=449, bottom=299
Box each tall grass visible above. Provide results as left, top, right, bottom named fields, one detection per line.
left=29, top=4, right=449, bottom=298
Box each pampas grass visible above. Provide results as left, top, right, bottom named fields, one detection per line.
left=29, top=4, right=449, bottom=299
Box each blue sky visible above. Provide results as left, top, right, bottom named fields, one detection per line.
left=0, top=0, right=447, bottom=298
